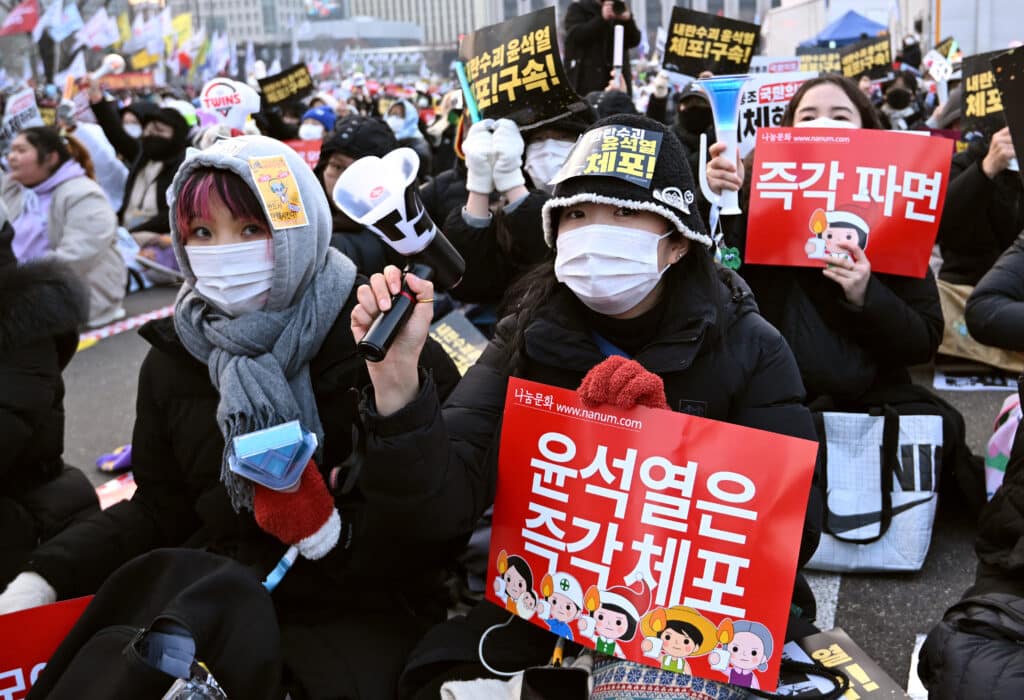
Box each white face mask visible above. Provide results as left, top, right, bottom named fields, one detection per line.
left=185, top=239, right=275, bottom=317
left=124, top=122, right=143, bottom=139
left=794, top=117, right=858, bottom=129
left=298, top=122, right=325, bottom=141
left=385, top=115, right=406, bottom=135
left=554, top=224, right=672, bottom=316
left=525, top=139, right=575, bottom=194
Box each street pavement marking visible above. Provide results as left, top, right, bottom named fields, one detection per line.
left=77, top=304, right=175, bottom=352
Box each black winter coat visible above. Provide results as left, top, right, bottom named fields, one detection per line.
left=965, top=231, right=1024, bottom=351
left=722, top=185, right=943, bottom=404
left=0, top=259, right=88, bottom=495
left=917, top=386, right=1024, bottom=697
left=361, top=267, right=823, bottom=573
left=25, top=295, right=462, bottom=696
left=563, top=0, right=642, bottom=97
left=938, top=146, right=1024, bottom=285
left=330, top=229, right=405, bottom=277
left=442, top=191, right=551, bottom=304
left=420, top=161, right=469, bottom=230
left=91, top=99, right=184, bottom=234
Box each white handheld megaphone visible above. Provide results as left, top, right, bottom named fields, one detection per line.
left=332, top=148, right=465, bottom=361
left=90, top=54, right=126, bottom=82
left=695, top=75, right=750, bottom=216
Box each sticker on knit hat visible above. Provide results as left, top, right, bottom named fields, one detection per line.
left=550, top=125, right=664, bottom=189
left=653, top=187, right=691, bottom=214
left=248, top=155, right=308, bottom=230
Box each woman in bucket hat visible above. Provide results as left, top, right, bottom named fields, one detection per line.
left=351, top=114, right=824, bottom=694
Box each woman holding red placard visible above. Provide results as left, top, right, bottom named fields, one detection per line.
left=704, top=75, right=981, bottom=509
left=351, top=113, right=825, bottom=695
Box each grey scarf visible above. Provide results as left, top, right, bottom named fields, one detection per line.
left=174, top=248, right=357, bottom=511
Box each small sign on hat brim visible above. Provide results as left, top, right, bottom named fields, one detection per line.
left=551, top=124, right=664, bottom=189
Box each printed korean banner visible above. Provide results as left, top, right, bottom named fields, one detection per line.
left=795, top=45, right=842, bottom=74
left=488, top=378, right=817, bottom=690
left=663, top=8, right=760, bottom=77
left=839, top=35, right=892, bottom=81
left=258, top=64, right=315, bottom=107
left=961, top=49, right=1009, bottom=141
left=284, top=138, right=323, bottom=170
left=1, top=87, right=44, bottom=142
left=746, top=128, right=953, bottom=278
left=0, top=596, right=93, bottom=699
left=457, top=7, right=583, bottom=127
left=991, top=48, right=1024, bottom=175
left=429, top=310, right=489, bottom=376
left=737, top=71, right=817, bottom=158
left=749, top=56, right=801, bottom=74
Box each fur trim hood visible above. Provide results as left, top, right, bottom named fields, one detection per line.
left=0, top=260, right=89, bottom=360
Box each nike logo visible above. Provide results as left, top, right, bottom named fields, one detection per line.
left=826, top=495, right=935, bottom=534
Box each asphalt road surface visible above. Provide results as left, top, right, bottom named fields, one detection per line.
left=63, top=284, right=1012, bottom=692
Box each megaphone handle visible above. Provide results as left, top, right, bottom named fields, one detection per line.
left=697, top=132, right=743, bottom=216
left=357, top=263, right=433, bottom=363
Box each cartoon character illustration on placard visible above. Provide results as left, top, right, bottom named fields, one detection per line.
left=537, top=571, right=584, bottom=641
left=492, top=549, right=537, bottom=620
left=265, top=175, right=302, bottom=212
left=707, top=619, right=774, bottom=689
left=804, top=207, right=870, bottom=261
left=640, top=606, right=732, bottom=675
left=577, top=576, right=652, bottom=658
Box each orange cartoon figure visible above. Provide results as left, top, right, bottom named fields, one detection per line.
left=640, top=606, right=732, bottom=675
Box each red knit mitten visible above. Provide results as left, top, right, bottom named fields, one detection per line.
left=254, top=461, right=341, bottom=560
left=578, top=356, right=669, bottom=410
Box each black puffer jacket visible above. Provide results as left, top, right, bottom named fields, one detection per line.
left=24, top=296, right=461, bottom=697
left=330, top=229, right=405, bottom=277
left=722, top=196, right=943, bottom=405
left=938, top=145, right=1024, bottom=285
left=91, top=99, right=185, bottom=234
left=563, top=0, right=641, bottom=96
left=965, top=231, right=1024, bottom=351
left=360, top=266, right=823, bottom=571
left=0, top=259, right=88, bottom=495
left=420, top=160, right=469, bottom=229
left=918, top=389, right=1024, bottom=697
left=442, top=191, right=551, bottom=303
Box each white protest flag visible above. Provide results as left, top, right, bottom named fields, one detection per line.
left=54, top=49, right=86, bottom=86
left=49, top=1, right=84, bottom=42
left=268, top=57, right=282, bottom=75
left=32, top=0, right=60, bottom=42
left=244, top=40, right=255, bottom=78
left=74, top=7, right=118, bottom=50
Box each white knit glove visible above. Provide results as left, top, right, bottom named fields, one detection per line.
left=491, top=118, right=526, bottom=193
left=0, top=572, right=57, bottom=615
left=463, top=118, right=496, bottom=194
left=652, top=70, right=670, bottom=98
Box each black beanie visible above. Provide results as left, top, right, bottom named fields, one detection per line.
left=585, top=90, right=640, bottom=119
left=317, top=115, right=398, bottom=168
left=542, top=114, right=711, bottom=248
left=144, top=107, right=190, bottom=146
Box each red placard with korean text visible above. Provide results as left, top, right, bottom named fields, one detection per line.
left=488, top=378, right=818, bottom=691
left=284, top=139, right=323, bottom=171
left=0, top=596, right=93, bottom=699
left=745, top=127, right=953, bottom=278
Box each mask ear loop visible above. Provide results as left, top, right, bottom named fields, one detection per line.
left=478, top=614, right=523, bottom=677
